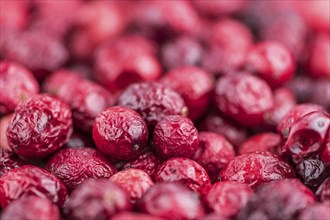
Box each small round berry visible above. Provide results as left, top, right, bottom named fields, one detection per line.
left=155, top=157, right=211, bottom=196
left=298, top=202, right=330, bottom=220
left=0, top=149, right=24, bottom=177
left=45, top=148, right=117, bottom=191
left=6, top=94, right=73, bottom=160
left=153, top=115, right=199, bottom=159
left=316, top=177, right=330, bottom=202
left=238, top=132, right=281, bottom=155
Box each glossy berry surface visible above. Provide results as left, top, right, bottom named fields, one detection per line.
left=0, top=165, right=68, bottom=208
left=93, top=106, right=148, bottom=160
left=153, top=115, right=199, bottom=159
left=155, top=157, right=211, bottom=196
left=238, top=132, right=281, bottom=155
left=45, top=148, right=117, bottom=191
left=0, top=149, right=24, bottom=177
left=7, top=94, right=72, bottom=160
left=65, top=179, right=131, bottom=220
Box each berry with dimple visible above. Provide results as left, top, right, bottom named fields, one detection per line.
left=298, top=202, right=330, bottom=220
left=93, top=106, right=148, bottom=160
left=0, top=114, right=13, bottom=151
left=161, top=66, right=213, bottom=120
left=316, top=177, right=330, bottom=202
left=214, top=74, right=274, bottom=126
left=193, top=132, right=235, bottom=181
left=0, top=195, right=61, bottom=220
left=64, top=179, right=131, bottom=220
left=0, top=165, right=68, bottom=208
left=0, top=149, right=24, bottom=177
left=118, top=82, right=187, bottom=128
left=6, top=94, right=72, bottom=160
left=204, top=181, right=253, bottom=218
left=45, top=148, right=117, bottom=191
left=0, top=61, right=39, bottom=114
left=237, top=179, right=316, bottom=220
left=109, top=169, right=153, bottom=203
left=152, top=115, right=199, bottom=159
left=155, top=157, right=211, bottom=196
left=239, top=132, right=281, bottom=155
left=219, top=151, right=295, bottom=188
left=308, top=34, right=330, bottom=78
left=137, top=182, right=205, bottom=219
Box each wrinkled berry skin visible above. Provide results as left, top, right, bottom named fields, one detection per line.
left=65, top=179, right=131, bottom=220
left=153, top=115, right=199, bottom=159
left=193, top=132, right=235, bottom=181
left=316, top=177, right=330, bottom=202
left=0, top=114, right=13, bottom=151
left=219, top=151, right=295, bottom=188
left=0, top=61, right=39, bottom=114
left=308, top=34, right=330, bottom=78
left=45, top=148, right=117, bottom=191
left=155, top=157, right=211, bottom=196
left=109, top=169, right=153, bottom=203
left=112, top=212, right=164, bottom=220
left=204, top=181, right=253, bottom=218
left=214, top=74, right=274, bottom=126
left=137, top=182, right=205, bottom=220
left=298, top=202, right=330, bottom=220
left=161, top=67, right=213, bottom=120
left=0, top=165, right=68, bottom=208
left=239, top=132, right=281, bottom=155
left=0, top=149, right=24, bottom=177
left=237, top=179, right=316, bottom=220
left=6, top=94, right=73, bottom=160
left=93, top=106, right=148, bottom=160
left=118, top=82, right=187, bottom=128
left=0, top=195, right=61, bottom=220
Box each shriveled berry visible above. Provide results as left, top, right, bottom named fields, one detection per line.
left=0, top=165, right=68, bottom=208
left=137, top=182, right=205, bottom=219
left=204, top=181, right=253, bottom=218
left=214, top=74, right=274, bottom=126
left=6, top=94, right=72, bottom=160
left=308, top=34, right=330, bottom=78
left=155, top=157, right=211, bottom=196
left=316, top=177, right=330, bottom=202
left=238, top=132, right=281, bottom=155
left=0, top=149, right=24, bottom=177
left=219, top=151, right=295, bottom=188
left=153, top=115, right=199, bottom=159
left=93, top=106, right=148, bottom=160
left=237, top=179, right=316, bottom=220
left=65, top=179, right=131, bottom=220
left=45, top=148, right=116, bottom=191
left=118, top=82, right=187, bottom=128
left=112, top=212, right=164, bottom=220
left=109, top=169, right=153, bottom=203
left=0, top=114, right=13, bottom=151
left=193, top=132, right=235, bottom=181
left=298, top=202, right=330, bottom=220
left=0, top=195, right=61, bottom=220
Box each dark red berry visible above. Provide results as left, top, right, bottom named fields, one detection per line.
left=219, top=151, right=295, bottom=188
left=137, top=182, right=205, bottom=219
left=238, top=132, right=281, bottom=155
left=112, top=212, right=164, bottom=220
left=0, top=61, right=39, bottom=114
left=298, top=202, right=330, bottom=220
left=93, top=106, right=148, bottom=160
left=0, top=114, right=13, bottom=151
left=118, top=82, right=187, bottom=128
left=45, top=148, right=117, bottom=191
left=153, top=115, right=199, bottom=159
left=0, top=149, right=24, bottom=177
left=155, top=157, right=211, bottom=196
left=64, top=179, right=131, bottom=220
left=308, top=34, right=330, bottom=78
left=0, top=165, right=68, bottom=208
left=316, top=177, right=330, bottom=202
left=7, top=94, right=72, bottom=160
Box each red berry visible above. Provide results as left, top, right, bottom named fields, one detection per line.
left=153, top=115, right=199, bottom=159
left=192, top=0, right=246, bottom=16
left=316, top=177, right=330, bottom=202
left=0, top=149, right=24, bottom=177
left=298, top=202, right=330, bottom=220
left=155, top=157, right=211, bottom=196
left=308, top=34, right=330, bottom=78
left=238, top=132, right=281, bottom=155
left=112, top=212, right=164, bottom=220
left=0, top=0, right=29, bottom=31
left=320, top=129, right=330, bottom=166
left=0, top=114, right=13, bottom=151
left=7, top=94, right=73, bottom=160
left=0, top=165, right=68, bottom=208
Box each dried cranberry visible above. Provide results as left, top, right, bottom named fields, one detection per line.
left=0, top=165, right=68, bottom=208
left=214, top=74, right=274, bottom=126
left=137, top=182, right=205, bottom=219
left=298, top=202, right=330, bottom=220
left=118, top=82, right=187, bottom=128
left=0, top=114, right=13, bottom=151
left=308, top=34, right=330, bottom=78
left=93, top=106, right=148, bottom=160
left=204, top=181, right=253, bottom=217
left=219, top=151, right=295, bottom=188
left=193, top=132, right=235, bottom=181
left=316, top=177, right=330, bottom=202
left=161, top=67, right=213, bottom=120
left=0, top=61, right=39, bottom=114
left=155, top=157, right=211, bottom=196
left=64, top=179, right=131, bottom=220
left=45, top=148, right=116, bottom=191
left=112, top=212, right=164, bottom=220
left=238, top=132, right=281, bottom=155
left=152, top=115, right=199, bottom=159
left=237, top=179, right=316, bottom=220
left=192, top=0, right=246, bottom=17
left=0, top=195, right=61, bottom=220
left=0, top=149, right=24, bottom=177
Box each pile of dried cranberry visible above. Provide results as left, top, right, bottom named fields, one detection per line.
left=0, top=1, right=329, bottom=220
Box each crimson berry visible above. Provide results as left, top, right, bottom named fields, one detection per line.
left=45, top=148, right=117, bottom=191
left=0, top=149, right=24, bottom=177
left=316, top=177, right=330, bottom=202
left=298, top=202, right=330, bottom=220
left=219, top=151, right=295, bottom=188
left=7, top=94, right=73, bottom=160
left=153, top=115, right=199, bottom=159
left=238, top=132, right=281, bottom=155
left=308, top=34, right=330, bottom=78
left=0, top=114, right=13, bottom=151
left=0, top=165, right=68, bottom=208
left=192, top=0, right=247, bottom=16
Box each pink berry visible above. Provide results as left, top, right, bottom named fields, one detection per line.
left=298, top=202, right=330, bottom=220
left=192, top=0, right=246, bottom=16
left=316, top=177, right=330, bottom=202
